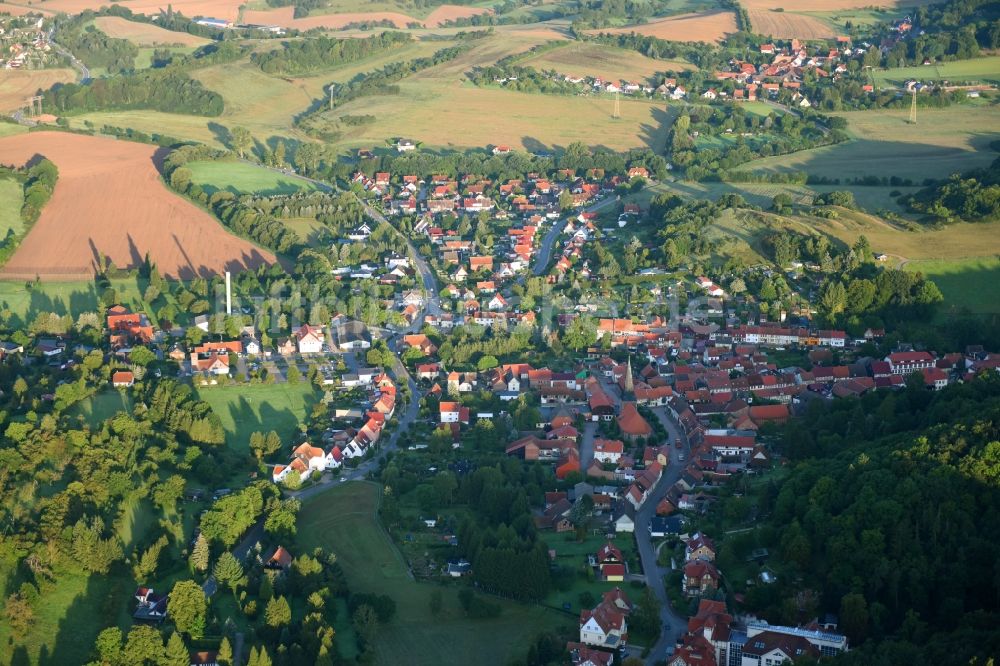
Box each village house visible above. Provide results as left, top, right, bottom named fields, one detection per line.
left=294, top=324, right=326, bottom=354
left=579, top=598, right=628, bottom=649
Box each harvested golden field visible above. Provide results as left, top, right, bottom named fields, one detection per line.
left=1, top=0, right=244, bottom=19
left=747, top=8, right=837, bottom=39
left=424, top=5, right=492, bottom=26
left=589, top=10, right=738, bottom=43
left=93, top=16, right=212, bottom=46
left=0, top=68, right=76, bottom=112
left=0, top=132, right=275, bottom=280
left=521, top=41, right=693, bottom=81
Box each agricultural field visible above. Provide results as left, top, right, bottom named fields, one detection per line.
left=746, top=8, right=837, bottom=39
left=242, top=3, right=491, bottom=30
left=873, top=56, right=1000, bottom=86
left=0, top=177, right=23, bottom=238
left=587, top=10, right=738, bottom=43
left=520, top=41, right=694, bottom=82
left=297, top=482, right=572, bottom=666
left=905, top=256, right=1000, bottom=314
left=92, top=16, right=212, bottom=47
left=194, top=382, right=319, bottom=454
left=187, top=160, right=321, bottom=195
left=0, top=68, right=76, bottom=113
left=740, top=0, right=937, bottom=10
left=0, top=0, right=245, bottom=20
left=0, top=132, right=276, bottom=280
left=740, top=105, right=1000, bottom=183
left=313, top=81, right=674, bottom=152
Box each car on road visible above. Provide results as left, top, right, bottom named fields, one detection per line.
left=674, top=438, right=682, bottom=449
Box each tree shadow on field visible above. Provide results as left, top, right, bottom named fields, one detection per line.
left=639, top=106, right=672, bottom=153
left=208, top=122, right=232, bottom=150
left=41, top=571, right=130, bottom=666
left=151, top=146, right=172, bottom=174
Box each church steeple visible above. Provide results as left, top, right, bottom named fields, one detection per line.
left=624, top=354, right=634, bottom=394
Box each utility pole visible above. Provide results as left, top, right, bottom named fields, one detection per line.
left=328, top=86, right=334, bottom=111
left=908, top=87, right=917, bottom=124
left=612, top=90, right=620, bottom=119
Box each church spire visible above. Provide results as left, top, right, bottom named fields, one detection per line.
left=624, top=354, right=634, bottom=394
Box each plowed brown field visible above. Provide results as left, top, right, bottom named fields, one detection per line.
left=0, top=132, right=275, bottom=280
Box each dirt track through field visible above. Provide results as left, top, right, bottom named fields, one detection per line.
left=0, top=132, right=276, bottom=280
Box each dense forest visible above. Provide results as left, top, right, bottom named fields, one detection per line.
left=758, top=375, right=1000, bottom=665
left=252, top=31, right=411, bottom=75
left=903, top=157, right=1000, bottom=222
left=56, top=21, right=137, bottom=73
left=42, top=70, right=224, bottom=116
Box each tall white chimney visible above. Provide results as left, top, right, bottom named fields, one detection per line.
left=225, top=271, right=232, bottom=316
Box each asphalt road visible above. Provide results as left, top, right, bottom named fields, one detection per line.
left=532, top=196, right=619, bottom=275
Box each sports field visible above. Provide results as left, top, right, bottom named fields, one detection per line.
left=194, top=382, right=318, bottom=454
left=742, top=105, right=1000, bottom=183
left=187, top=160, right=321, bottom=195
left=520, top=41, right=693, bottom=81
left=297, top=482, right=571, bottom=666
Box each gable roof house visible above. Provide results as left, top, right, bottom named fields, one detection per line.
left=294, top=324, right=325, bottom=354
left=580, top=599, right=628, bottom=649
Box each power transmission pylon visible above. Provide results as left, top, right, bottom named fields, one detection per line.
left=25, top=95, right=42, bottom=117
left=908, top=88, right=917, bottom=124
left=328, top=86, right=334, bottom=111
left=612, top=90, right=620, bottom=119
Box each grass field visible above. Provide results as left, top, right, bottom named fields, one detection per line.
left=905, top=256, right=1000, bottom=314
left=69, top=390, right=135, bottom=426
left=194, top=382, right=318, bottom=454
left=520, top=41, right=693, bottom=81
left=0, top=177, right=23, bottom=238
left=742, top=105, right=1000, bottom=183
left=70, top=40, right=452, bottom=148
left=283, top=217, right=331, bottom=246
left=187, top=160, right=320, bottom=195
left=297, top=482, right=572, bottom=666
left=872, top=56, right=1000, bottom=85
left=0, top=277, right=145, bottom=327
left=318, top=81, right=673, bottom=152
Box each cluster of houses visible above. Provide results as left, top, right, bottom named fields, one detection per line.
left=668, top=598, right=849, bottom=666
left=710, top=37, right=872, bottom=106
left=271, top=371, right=397, bottom=484
left=0, top=15, right=52, bottom=70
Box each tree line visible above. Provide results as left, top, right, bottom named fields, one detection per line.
left=252, top=31, right=412, bottom=75
left=903, top=157, right=1000, bottom=223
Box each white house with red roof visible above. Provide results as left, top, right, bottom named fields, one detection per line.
left=295, top=324, right=325, bottom=354
left=579, top=599, right=628, bottom=649
left=593, top=438, right=624, bottom=464
left=886, top=351, right=936, bottom=374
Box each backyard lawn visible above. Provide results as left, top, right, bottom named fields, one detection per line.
left=195, top=382, right=318, bottom=453
left=297, top=482, right=572, bottom=666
